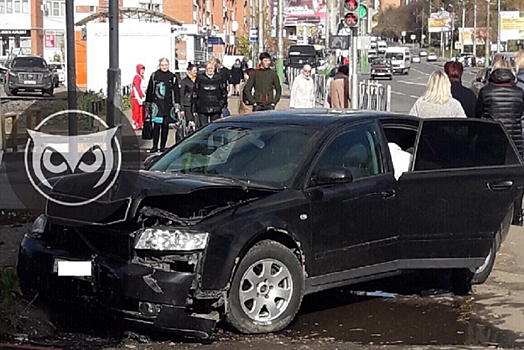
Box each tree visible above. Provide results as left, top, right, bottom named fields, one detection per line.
left=238, top=36, right=252, bottom=57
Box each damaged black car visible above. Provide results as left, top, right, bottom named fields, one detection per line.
left=18, top=111, right=524, bottom=339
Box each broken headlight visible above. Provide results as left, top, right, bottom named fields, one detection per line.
left=134, top=228, right=209, bottom=251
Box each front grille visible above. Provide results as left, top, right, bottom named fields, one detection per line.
left=46, top=224, right=134, bottom=260
left=18, top=73, right=43, bottom=82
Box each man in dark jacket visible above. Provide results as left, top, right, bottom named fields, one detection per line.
left=180, top=63, right=198, bottom=135
left=444, top=61, right=477, bottom=117
left=475, top=61, right=524, bottom=155
left=193, top=61, right=227, bottom=128
left=243, top=52, right=282, bottom=111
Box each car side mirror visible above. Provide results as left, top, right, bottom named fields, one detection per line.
left=143, top=154, right=160, bottom=168
left=314, top=168, right=353, bottom=185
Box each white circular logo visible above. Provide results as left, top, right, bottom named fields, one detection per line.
left=24, top=110, right=122, bottom=207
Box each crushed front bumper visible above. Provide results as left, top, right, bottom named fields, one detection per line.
left=17, top=236, right=218, bottom=339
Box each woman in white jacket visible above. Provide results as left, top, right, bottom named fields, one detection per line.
left=290, top=64, right=316, bottom=108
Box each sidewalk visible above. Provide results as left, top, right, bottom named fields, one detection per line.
left=0, top=89, right=291, bottom=211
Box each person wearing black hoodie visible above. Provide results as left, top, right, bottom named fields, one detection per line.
left=475, top=59, right=524, bottom=155
left=145, top=57, right=181, bottom=153
left=193, top=61, right=227, bottom=127
left=444, top=61, right=477, bottom=117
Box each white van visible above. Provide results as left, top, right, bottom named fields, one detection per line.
left=377, top=41, right=387, bottom=54
left=384, top=47, right=411, bottom=75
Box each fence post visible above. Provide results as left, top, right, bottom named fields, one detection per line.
left=386, top=85, right=391, bottom=112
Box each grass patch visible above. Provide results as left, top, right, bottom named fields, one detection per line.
left=0, top=268, right=21, bottom=340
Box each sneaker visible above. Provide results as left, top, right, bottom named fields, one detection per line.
left=147, top=148, right=158, bottom=153
left=159, top=148, right=166, bottom=153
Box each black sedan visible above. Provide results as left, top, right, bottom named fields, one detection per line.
left=18, top=111, right=524, bottom=338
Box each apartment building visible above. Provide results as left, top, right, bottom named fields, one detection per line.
left=0, top=0, right=251, bottom=64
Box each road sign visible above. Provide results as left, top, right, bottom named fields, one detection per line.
left=329, top=35, right=350, bottom=50
left=410, top=34, right=416, bottom=40
left=249, top=27, right=258, bottom=42
left=401, top=31, right=407, bottom=37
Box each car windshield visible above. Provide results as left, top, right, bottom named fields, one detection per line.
left=12, top=57, right=46, bottom=68
left=149, top=123, right=321, bottom=188
left=385, top=53, right=403, bottom=60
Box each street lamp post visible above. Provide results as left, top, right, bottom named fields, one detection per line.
left=496, top=0, right=501, bottom=52
left=485, top=0, right=490, bottom=67
left=461, top=0, right=465, bottom=54
left=473, top=0, right=477, bottom=57
left=449, top=4, right=454, bottom=59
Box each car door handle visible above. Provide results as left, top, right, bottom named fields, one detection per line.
left=487, top=181, right=513, bottom=191
left=381, top=189, right=396, bottom=199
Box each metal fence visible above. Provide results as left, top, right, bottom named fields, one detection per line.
left=286, top=68, right=391, bottom=111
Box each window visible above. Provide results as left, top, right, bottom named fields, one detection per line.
left=14, top=0, right=19, bottom=13
left=414, top=121, right=520, bottom=171
left=312, top=123, right=384, bottom=182
left=6, top=0, right=12, bottom=13
left=0, top=1, right=5, bottom=14
left=22, top=0, right=28, bottom=13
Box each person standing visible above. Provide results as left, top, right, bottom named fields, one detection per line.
left=229, top=59, right=243, bottom=96
left=289, top=64, right=315, bottom=108
left=324, top=68, right=337, bottom=108
left=180, top=63, right=198, bottom=135
left=409, top=70, right=466, bottom=118
left=243, top=52, right=282, bottom=111
left=475, top=59, right=524, bottom=155
left=238, top=68, right=254, bottom=115
left=444, top=61, right=477, bottom=117
left=145, top=57, right=181, bottom=153
left=215, top=58, right=231, bottom=116
left=193, top=61, right=227, bottom=128
left=131, top=64, right=146, bottom=130
left=328, top=65, right=351, bottom=108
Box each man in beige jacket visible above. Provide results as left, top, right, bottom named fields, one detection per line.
left=328, top=65, right=351, bottom=108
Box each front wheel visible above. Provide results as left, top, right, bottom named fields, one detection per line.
left=225, top=240, right=304, bottom=334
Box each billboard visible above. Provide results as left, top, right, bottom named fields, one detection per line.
left=500, top=11, right=524, bottom=41
left=458, top=27, right=487, bottom=45
left=284, top=0, right=327, bottom=25
left=428, top=12, right=452, bottom=33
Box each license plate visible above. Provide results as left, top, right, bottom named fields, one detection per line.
left=53, top=258, right=92, bottom=277
left=24, top=80, right=36, bottom=85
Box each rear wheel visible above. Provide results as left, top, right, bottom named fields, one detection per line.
left=226, top=240, right=304, bottom=334
left=471, top=238, right=497, bottom=285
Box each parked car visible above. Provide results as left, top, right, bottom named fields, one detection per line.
left=18, top=112, right=524, bottom=339
left=3, top=55, right=54, bottom=96
left=411, top=55, right=421, bottom=63
left=427, top=52, right=438, bottom=62
left=47, top=62, right=65, bottom=87
left=370, top=58, right=393, bottom=80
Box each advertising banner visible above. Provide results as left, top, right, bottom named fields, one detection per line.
left=284, top=0, right=327, bottom=25
left=458, top=27, right=486, bottom=45
left=500, top=11, right=524, bottom=41
left=428, top=15, right=452, bottom=33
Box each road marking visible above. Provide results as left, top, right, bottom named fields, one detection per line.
left=397, top=80, right=427, bottom=86
left=410, top=95, right=419, bottom=99
left=410, top=68, right=430, bottom=76
left=391, top=90, right=418, bottom=99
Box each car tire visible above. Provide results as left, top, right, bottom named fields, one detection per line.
left=451, top=269, right=474, bottom=295
left=471, top=238, right=497, bottom=285
left=225, top=240, right=304, bottom=334
left=4, top=85, right=16, bottom=96
left=43, top=88, right=54, bottom=97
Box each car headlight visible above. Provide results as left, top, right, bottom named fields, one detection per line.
left=43, top=73, right=51, bottom=78
left=134, top=228, right=209, bottom=251
left=28, top=215, right=47, bottom=237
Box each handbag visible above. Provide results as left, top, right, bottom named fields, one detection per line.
left=142, top=104, right=153, bottom=140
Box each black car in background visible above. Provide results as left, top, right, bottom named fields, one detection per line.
left=18, top=111, right=524, bottom=338
left=3, top=55, right=54, bottom=96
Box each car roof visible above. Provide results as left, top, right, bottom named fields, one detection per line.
left=216, top=110, right=418, bottom=127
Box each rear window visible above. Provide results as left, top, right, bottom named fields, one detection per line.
left=414, top=120, right=520, bottom=171
left=12, top=57, right=46, bottom=68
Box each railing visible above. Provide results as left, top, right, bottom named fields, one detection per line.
left=358, top=80, right=391, bottom=111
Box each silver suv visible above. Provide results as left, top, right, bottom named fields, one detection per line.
left=3, top=55, right=54, bottom=96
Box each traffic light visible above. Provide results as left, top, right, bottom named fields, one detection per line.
left=344, top=0, right=360, bottom=28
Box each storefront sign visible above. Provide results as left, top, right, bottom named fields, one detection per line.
left=0, top=29, right=31, bottom=36
left=44, top=34, right=55, bottom=48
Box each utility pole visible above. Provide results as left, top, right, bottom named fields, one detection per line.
left=326, top=0, right=338, bottom=69
left=449, top=5, right=454, bottom=59
left=107, top=0, right=121, bottom=136
left=277, top=0, right=284, bottom=86
left=473, top=0, right=477, bottom=58
left=485, top=0, right=490, bottom=67
left=258, top=0, right=264, bottom=56
left=496, top=0, right=500, bottom=52
left=351, top=30, right=358, bottom=109
left=461, top=1, right=465, bottom=54
left=65, top=0, right=77, bottom=136
left=428, top=0, right=432, bottom=47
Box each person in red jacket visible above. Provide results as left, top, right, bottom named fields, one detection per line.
left=131, top=64, right=146, bottom=130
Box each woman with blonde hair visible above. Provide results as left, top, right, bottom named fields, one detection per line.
left=476, top=55, right=524, bottom=156
left=409, top=70, right=466, bottom=118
